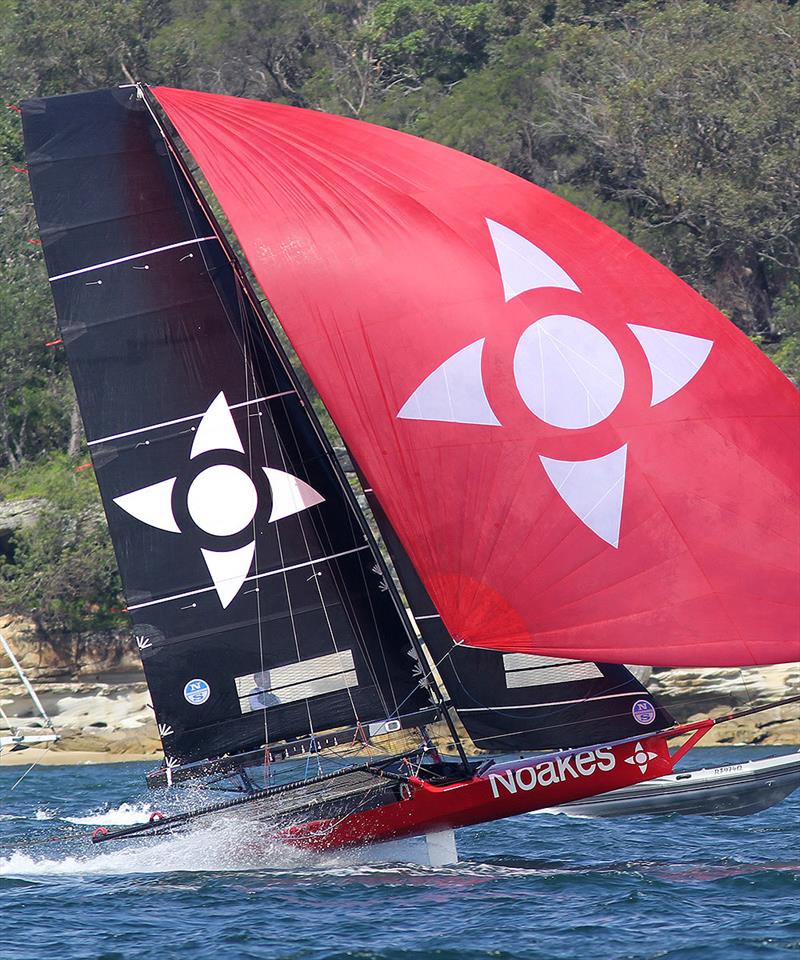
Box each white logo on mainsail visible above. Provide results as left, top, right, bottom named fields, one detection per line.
left=114, top=391, right=325, bottom=608
left=397, top=218, right=713, bottom=548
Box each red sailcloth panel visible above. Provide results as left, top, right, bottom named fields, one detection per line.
left=153, top=86, right=800, bottom=668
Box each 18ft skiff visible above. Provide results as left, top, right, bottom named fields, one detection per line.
left=19, top=84, right=799, bottom=855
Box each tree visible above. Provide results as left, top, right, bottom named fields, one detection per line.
left=540, top=1, right=800, bottom=335
left=0, top=101, right=71, bottom=469
left=0, top=0, right=796, bottom=643
left=0, top=456, right=123, bottom=638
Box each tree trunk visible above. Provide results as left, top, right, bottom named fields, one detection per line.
left=0, top=407, right=20, bottom=471
left=67, top=392, right=83, bottom=459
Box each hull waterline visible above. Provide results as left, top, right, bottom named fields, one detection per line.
left=278, top=732, right=681, bottom=851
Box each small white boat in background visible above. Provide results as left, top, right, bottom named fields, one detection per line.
left=556, top=752, right=800, bottom=817
left=0, top=632, right=59, bottom=755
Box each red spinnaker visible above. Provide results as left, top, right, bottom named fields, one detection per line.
left=154, top=86, right=800, bottom=668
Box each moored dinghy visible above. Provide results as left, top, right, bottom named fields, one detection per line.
left=19, top=83, right=799, bottom=857
left=0, top=632, right=59, bottom=756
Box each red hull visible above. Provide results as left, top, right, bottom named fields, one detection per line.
left=280, top=724, right=708, bottom=851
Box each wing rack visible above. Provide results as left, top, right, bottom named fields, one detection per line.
left=94, top=755, right=421, bottom=844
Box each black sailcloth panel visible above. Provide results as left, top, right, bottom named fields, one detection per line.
left=358, top=469, right=674, bottom=752
left=430, top=637, right=675, bottom=752
left=22, top=88, right=433, bottom=764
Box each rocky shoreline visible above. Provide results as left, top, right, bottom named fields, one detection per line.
left=1, top=615, right=797, bottom=766
left=0, top=616, right=161, bottom=765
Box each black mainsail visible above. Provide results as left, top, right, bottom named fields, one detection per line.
left=22, top=87, right=436, bottom=767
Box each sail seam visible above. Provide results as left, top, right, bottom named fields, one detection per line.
left=48, top=236, right=218, bottom=280
left=87, top=392, right=295, bottom=446
left=126, top=545, right=371, bottom=610
left=458, top=691, right=643, bottom=711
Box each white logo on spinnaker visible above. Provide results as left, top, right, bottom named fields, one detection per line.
left=397, top=218, right=714, bottom=548
left=113, top=391, right=325, bottom=608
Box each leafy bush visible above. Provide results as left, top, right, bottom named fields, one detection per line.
left=0, top=456, right=124, bottom=637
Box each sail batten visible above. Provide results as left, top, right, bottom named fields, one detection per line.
left=23, top=88, right=435, bottom=765
left=152, top=85, right=799, bottom=669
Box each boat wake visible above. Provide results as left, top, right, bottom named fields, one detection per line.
left=527, top=806, right=593, bottom=820
left=0, top=817, right=312, bottom=876
left=63, top=802, right=154, bottom=826
left=2, top=813, right=798, bottom=886
left=14, top=802, right=154, bottom=826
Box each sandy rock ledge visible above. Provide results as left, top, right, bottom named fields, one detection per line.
left=2, top=616, right=798, bottom=765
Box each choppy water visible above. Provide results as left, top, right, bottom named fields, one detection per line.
left=1, top=746, right=799, bottom=960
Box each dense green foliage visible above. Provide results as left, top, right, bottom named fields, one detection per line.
left=0, top=457, right=123, bottom=636
left=0, top=0, right=797, bottom=636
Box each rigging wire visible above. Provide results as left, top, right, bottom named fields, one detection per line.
left=270, top=391, right=400, bottom=724
left=239, top=282, right=272, bottom=780
left=0, top=739, right=57, bottom=795
left=240, top=295, right=325, bottom=777
left=137, top=85, right=442, bottom=766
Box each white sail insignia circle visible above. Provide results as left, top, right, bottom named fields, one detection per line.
left=397, top=218, right=714, bottom=548
left=113, top=391, right=325, bottom=608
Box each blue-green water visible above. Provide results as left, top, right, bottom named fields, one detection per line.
left=1, top=747, right=799, bottom=960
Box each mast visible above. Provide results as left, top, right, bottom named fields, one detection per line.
left=136, top=83, right=472, bottom=772
left=22, top=85, right=468, bottom=773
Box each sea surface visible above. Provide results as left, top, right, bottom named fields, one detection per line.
left=1, top=746, right=798, bottom=960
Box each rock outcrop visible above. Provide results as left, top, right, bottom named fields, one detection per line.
left=0, top=497, right=47, bottom=536
left=0, top=615, right=161, bottom=760
left=1, top=613, right=798, bottom=763
left=649, top=663, right=800, bottom=746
